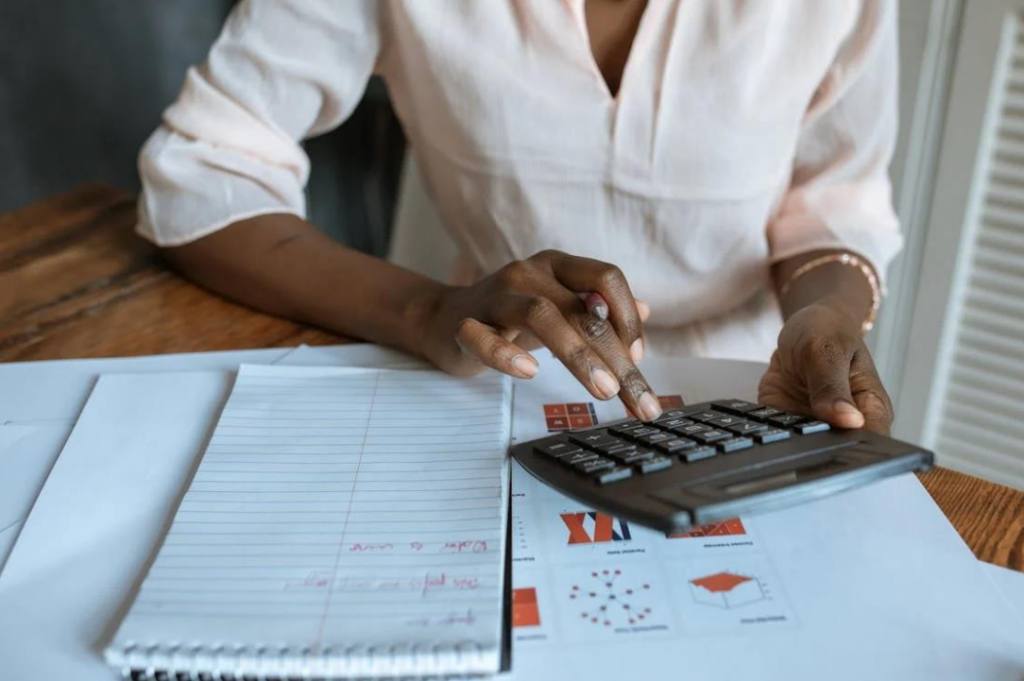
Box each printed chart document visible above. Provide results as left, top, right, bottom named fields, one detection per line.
left=104, top=366, right=512, bottom=679
left=504, top=355, right=1024, bottom=680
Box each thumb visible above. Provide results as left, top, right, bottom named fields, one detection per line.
left=804, top=341, right=865, bottom=429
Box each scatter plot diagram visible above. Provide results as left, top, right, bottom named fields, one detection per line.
left=569, top=569, right=653, bottom=627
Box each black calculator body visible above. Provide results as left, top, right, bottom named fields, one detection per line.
left=511, top=399, right=934, bottom=534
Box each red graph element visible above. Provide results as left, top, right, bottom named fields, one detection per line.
left=560, top=512, right=632, bottom=544
left=690, top=572, right=752, bottom=594
left=669, top=517, right=747, bottom=539
left=512, top=587, right=541, bottom=627
left=545, top=402, right=597, bottom=431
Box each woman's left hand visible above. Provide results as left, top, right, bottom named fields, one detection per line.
left=757, top=302, right=894, bottom=434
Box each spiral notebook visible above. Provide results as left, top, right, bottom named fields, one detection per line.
left=104, top=365, right=513, bottom=679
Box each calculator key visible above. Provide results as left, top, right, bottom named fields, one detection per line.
left=769, top=413, right=807, bottom=428
left=625, top=427, right=663, bottom=441
left=594, top=440, right=636, bottom=455
left=637, top=432, right=674, bottom=446
left=533, top=438, right=583, bottom=459
left=653, top=409, right=700, bottom=423
left=691, top=429, right=731, bottom=443
left=569, top=431, right=619, bottom=449
left=756, top=428, right=791, bottom=444
left=595, top=467, right=633, bottom=484
left=690, top=410, right=730, bottom=423
left=636, top=456, right=673, bottom=474
left=709, top=415, right=746, bottom=428
left=748, top=407, right=783, bottom=421
left=608, top=449, right=656, bottom=464
left=609, top=420, right=644, bottom=436
left=677, top=423, right=710, bottom=436
left=727, top=421, right=768, bottom=435
left=679, top=445, right=717, bottom=463
left=656, top=438, right=696, bottom=453
left=711, top=400, right=763, bottom=414
left=794, top=420, right=831, bottom=435
left=656, top=418, right=694, bottom=430
left=561, top=450, right=599, bottom=466
left=717, top=437, right=754, bottom=453
left=574, top=457, right=616, bottom=474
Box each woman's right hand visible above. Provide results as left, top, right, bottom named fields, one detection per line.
left=416, top=250, right=662, bottom=421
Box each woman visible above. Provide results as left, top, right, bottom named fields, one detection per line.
left=140, top=0, right=898, bottom=431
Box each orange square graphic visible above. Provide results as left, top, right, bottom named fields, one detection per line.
left=512, top=587, right=541, bottom=627
left=546, top=416, right=569, bottom=431
left=544, top=404, right=568, bottom=417
left=566, top=403, right=590, bottom=416
left=569, top=415, right=594, bottom=429
left=544, top=403, right=597, bottom=432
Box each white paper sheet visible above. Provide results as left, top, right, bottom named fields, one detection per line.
left=0, top=371, right=235, bottom=681
left=984, top=562, right=1024, bottom=620
left=503, top=354, right=1024, bottom=680
left=0, top=346, right=292, bottom=425
left=106, top=365, right=512, bottom=678
left=0, top=423, right=73, bottom=571
left=274, top=343, right=427, bottom=370
left=0, top=346, right=305, bottom=580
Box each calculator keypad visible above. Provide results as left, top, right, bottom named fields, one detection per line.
left=531, top=399, right=831, bottom=485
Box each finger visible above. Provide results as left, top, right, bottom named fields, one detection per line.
left=850, top=349, right=894, bottom=435
left=580, top=293, right=650, bottom=323
left=636, top=299, right=651, bottom=323
left=490, top=294, right=625, bottom=402
left=545, top=252, right=644, bottom=362
left=801, top=337, right=865, bottom=429
left=455, top=318, right=539, bottom=379
left=520, top=283, right=660, bottom=420
left=563, top=305, right=662, bottom=422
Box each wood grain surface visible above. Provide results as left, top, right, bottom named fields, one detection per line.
left=0, top=184, right=339, bottom=360
left=1, top=185, right=1022, bottom=571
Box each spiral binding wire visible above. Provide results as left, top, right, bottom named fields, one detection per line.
left=114, top=641, right=495, bottom=681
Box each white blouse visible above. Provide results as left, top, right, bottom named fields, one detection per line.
left=138, top=0, right=901, bottom=362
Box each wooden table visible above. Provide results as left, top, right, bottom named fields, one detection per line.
left=2, top=185, right=1022, bottom=571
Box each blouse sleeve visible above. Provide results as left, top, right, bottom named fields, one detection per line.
left=137, top=0, right=381, bottom=246
left=767, top=0, right=902, bottom=287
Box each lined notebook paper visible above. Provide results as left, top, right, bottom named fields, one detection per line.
left=105, top=365, right=512, bottom=679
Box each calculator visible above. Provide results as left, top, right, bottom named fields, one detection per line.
left=511, top=399, right=934, bottom=533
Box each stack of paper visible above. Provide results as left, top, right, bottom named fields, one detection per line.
left=105, top=366, right=513, bottom=678
left=0, top=344, right=1021, bottom=681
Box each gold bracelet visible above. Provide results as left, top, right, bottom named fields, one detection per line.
left=779, top=252, right=881, bottom=335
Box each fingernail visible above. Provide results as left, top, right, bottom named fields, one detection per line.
left=636, top=300, right=650, bottom=319
left=511, top=354, right=538, bottom=378
left=832, top=399, right=864, bottom=427
left=638, top=391, right=662, bottom=421
left=591, top=368, right=620, bottom=400
left=631, top=338, right=644, bottom=363
left=585, top=292, right=609, bottom=320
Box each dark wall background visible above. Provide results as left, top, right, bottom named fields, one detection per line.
left=0, top=0, right=404, bottom=254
